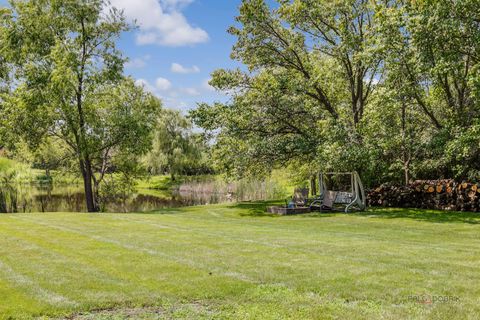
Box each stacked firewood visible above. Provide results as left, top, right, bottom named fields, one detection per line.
left=367, top=180, right=480, bottom=211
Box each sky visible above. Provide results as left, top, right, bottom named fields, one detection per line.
left=0, top=0, right=254, bottom=112
left=111, top=0, right=244, bottom=112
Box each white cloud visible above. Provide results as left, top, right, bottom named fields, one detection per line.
left=171, top=63, right=200, bottom=74
left=161, top=96, right=190, bottom=110
left=125, top=55, right=151, bottom=69
left=181, top=87, right=200, bottom=96
left=135, top=78, right=156, bottom=93
left=161, top=0, right=194, bottom=9
left=202, top=78, right=215, bottom=92
left=109, top=0, right=209, bottom=47
left=134, top=77, right=212, bottom=111
left=155, top=77, right=172, bottom=91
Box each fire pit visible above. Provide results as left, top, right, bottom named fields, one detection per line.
left=266, top=206, right=311, bottom=215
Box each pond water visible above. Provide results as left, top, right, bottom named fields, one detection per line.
left=0, top=179, right=286, bottom=213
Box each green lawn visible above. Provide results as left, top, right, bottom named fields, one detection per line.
left=1, top=204, right=480, bottom=319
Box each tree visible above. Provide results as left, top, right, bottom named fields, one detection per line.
left=192, top=0, right=386, bottom=181
left=9, top=137, right=69, bottom=179
left=375, top=0, right=480, bottom=180
left=193, top=67, right=332, bottom=178
left=360, top=87, right=431, bottom=185
left=194, top=0, right=480, bottom=186
left=145, top=109, right=204, bottom=181
left=0, top=0, right=161, bottom=211
left=228, top=0, right=382, bottom=127
left=377, top=0, right=480, bottom=129
left=0, top=7, right=10, bottom=149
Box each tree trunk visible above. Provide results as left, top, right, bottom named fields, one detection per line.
left=80, top=158, right=98, bottom=212
left=401, top=100, right=411, bottom=186
left=404, top=163, right=410, bottom=186
left=310, top=175, right=317, bottom=196
left=93, top=179, right=101, bottom=212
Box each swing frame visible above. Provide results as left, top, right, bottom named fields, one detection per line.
left=309, top=171, right=366, bottom=213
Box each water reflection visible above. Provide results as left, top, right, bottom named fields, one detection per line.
left=0, top=180, right=285, bottom=213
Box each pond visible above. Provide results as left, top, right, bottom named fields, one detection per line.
left=0, top=179, right=287, bottom=213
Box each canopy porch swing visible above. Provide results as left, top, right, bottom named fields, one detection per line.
left=267, top=171, right=366, bottom=215
left=308, top=171, right=366, bottom=213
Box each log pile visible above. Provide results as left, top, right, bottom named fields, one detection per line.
left=367, top=180, right=480, bottom=212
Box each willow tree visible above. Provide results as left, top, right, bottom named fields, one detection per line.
left=144, top=109, right=203, bottom=181
left=0, top=0, right=160, bottom=211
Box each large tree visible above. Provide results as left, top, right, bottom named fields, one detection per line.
left=375, top=0, right=480, bottom=179
left=194, top=0, right=480, bottom=184
left=227, top=0, right=382, bottom=127
left=0, top=0, right=161, bottom=211
left=193, top=67, right=334, bottom=177
left=193, top=0, right=382, bottom=179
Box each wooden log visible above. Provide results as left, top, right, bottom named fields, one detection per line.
left=468, top=190, right=477, bottom=200
left=367, top=180, right=480, bottom=212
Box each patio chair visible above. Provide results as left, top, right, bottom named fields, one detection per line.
left=288, top=187, right=310, bottom=208
left=320, top=190, right=338, bottom=211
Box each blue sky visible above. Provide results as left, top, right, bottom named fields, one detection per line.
left=0, top=0, right=256, bottom=112
left=112, top=0, right=246, bottom=112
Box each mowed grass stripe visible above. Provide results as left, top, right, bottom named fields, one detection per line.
left=0, top=226, right=250, bottom=311
left=17, top=212, right=480, bottom=272
left=0, top=258, right=77, bottom=307
left=10, top=216, right=258, bottom=284
left=103, top=207, right=480, bottom=250
left=13, top=212, right=480, bottom=284
left=108, top=213, right=480, bottom=255
left=0, top=218, right=257, bottom=317
left=13, top=214, right=423, bottom=276
left=12, top=213, right=480, bottom=298
left=0, top=277, right=46, bottom=319
left=101, top=213, right=480, bottom=286
left=2, top=205, right=480, bottom=319
left=0, top=233, right=139, bottom=312
left=0, top=231, right=143, bottom=296
left=7, top=214, right=417, bottom=297
left=14, top=211, right=471, bottom=253
left=14, top=206, right=477, bottom=246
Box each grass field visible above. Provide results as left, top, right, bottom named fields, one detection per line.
left=1, top=203, right=480, bottom=319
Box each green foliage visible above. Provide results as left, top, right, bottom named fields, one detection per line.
left=145, top=109, right=212, bottom=180
left=98, top=173, right=138, bottom=213
left=0, top=0, right=161, bottom=211
left=193, top=0, right=480, bottom=186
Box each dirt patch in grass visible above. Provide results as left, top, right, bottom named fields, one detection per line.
left=64, top=307, right=164, bottom=320
left=63, top=303, right=214, bottom=320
